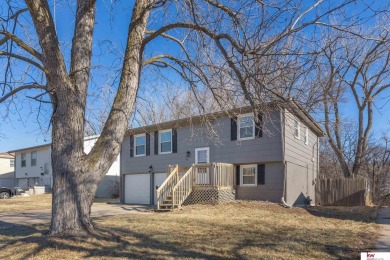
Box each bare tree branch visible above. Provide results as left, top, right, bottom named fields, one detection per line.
left=0, top=83, right=46, bottom=103
left=0, top=30, right=43, bottom=61
left=0, top=51, right=46, bottom=72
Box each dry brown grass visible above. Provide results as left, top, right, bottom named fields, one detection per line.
left=0, top=194, right=52, bottom=213
left=0, top=194, right=119, bottom=213
left=0, top=201, right=378, bottom=259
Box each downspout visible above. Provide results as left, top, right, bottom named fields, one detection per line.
left=13, top=155, right=17, bottom=188
left=317, top=137, right=320, bottom=180
left=312, top=139, right=318, bottom=187
left=150, top=168, right=155, bottom=206
left=316, top=137, right=320, bottom=205
left=119, top=146, right=124, bottom=203
left=280, top=108, right=291, bottom=208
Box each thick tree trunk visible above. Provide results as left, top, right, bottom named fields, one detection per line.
left=50, top=168, right=97, bottom=235
left=46, top=0, right=152, bottom=235
left=49, top=81, right=95, bottom=234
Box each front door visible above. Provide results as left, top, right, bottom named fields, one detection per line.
left=195, top=147, right=210, bottom=185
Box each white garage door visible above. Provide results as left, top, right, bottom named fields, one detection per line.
left=125, top=174, right=150, bottom=204
left=154, top=173, right=167, bottom=205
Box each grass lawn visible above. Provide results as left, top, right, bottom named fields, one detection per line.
left=0, top=194, right=119, bottom=213
left=0, top=201, right=378, bottom=259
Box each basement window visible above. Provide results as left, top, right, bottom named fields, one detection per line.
left=134, top=134, right=146, bottom=157
left=240, top=164, right=257, bottom=186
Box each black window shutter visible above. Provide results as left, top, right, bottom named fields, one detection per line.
left=236, top=165, right=240, bottom=185
left=255, top=113, right=263, bottom=138
left=231, top=117, right=237, bottom=141
left=146, top=133, right=150, bottom=156
left=172, top=128, right=177, bottom=153
left=258, top=164, right=265, bottom=185
left=130, top=135, right=134, bottom=157
left=154, top=131, right=158, bottom=155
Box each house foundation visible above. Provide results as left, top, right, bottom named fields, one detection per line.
left=183, top=186, right=235, bottom=205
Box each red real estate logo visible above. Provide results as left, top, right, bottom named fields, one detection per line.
left=367, top=253, right=375, bottom=258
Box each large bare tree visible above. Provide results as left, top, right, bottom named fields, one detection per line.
left=315, top=19, right=390, bottom=178
left=0, top=0, right=378, bottom=235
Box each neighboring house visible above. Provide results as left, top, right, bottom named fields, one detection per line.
left=0, top=152, right=15, bottom=187
left=9, top=136, right=120, bottom=197
left=120, top=101, right=326, bottom=207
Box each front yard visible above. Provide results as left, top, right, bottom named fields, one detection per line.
left=0, top=194, right=119, bottom=213
left=0, top=200, right=378, bottom=259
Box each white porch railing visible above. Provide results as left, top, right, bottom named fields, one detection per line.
left=156, top=165, right=189, bottom=209
left=172, top=167, right=194, bottom=207
left=157, top=163, right=234, bottom=210
left=193, top=163, right=234, bottom=188
left=156, top=165, right=179, bottom=209
left=171, top=163, right=234, bottom=209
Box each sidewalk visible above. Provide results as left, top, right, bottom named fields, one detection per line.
left=376, top=207, right=390, bottom=251
left=0, top=204, right=152, bottom=228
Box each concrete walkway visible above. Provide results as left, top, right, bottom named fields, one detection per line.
left=0, top=204, right=153, bottom=228
left=376, top=207, right=390, bottom=251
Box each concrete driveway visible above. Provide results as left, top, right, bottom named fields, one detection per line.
left=0, top=204, right=153, bottom=228
left=376, top=207, right=390, bottom=251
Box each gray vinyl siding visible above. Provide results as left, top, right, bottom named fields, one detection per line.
left=284, top=109, right=319, bottom=171
left=284, top=109, right=319, bottom=205
left=285, top=161, right=315, bottom=206
left=121, top=110, right=283, bottom=175
left=236, top=162, right=284, bottom=202
left=121, top=107, right=323, bottom=205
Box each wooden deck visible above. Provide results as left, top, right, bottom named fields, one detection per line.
left=156, top=163, right=235, bottom=211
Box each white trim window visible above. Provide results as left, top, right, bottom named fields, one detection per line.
left=304, top=127, right=309, bottom=145
left=10, top=159, right=14, bottom=168
left=21, top=153, right=26, bottom=167
left=240, top=164, right=257, bottom=186
left=195, top=147, right=210, bottom=164
left=159, top=129, right=172, bottom=154
left=134, top=134, right=146, bottom=157
left=238, top=113, right=255, bottom=140
left=294, top=120, right=300, bottom=139
left=31, top=151, right=37, bottom=166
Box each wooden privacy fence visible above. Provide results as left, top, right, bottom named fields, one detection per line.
left=315, top=178, right=367, bottom=206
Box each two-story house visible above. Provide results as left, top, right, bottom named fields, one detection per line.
left=120, top=101, right=325, bottom=208
left=0, top=152, right=15, bottom=187
left=9, top=135, right=120, bottom=197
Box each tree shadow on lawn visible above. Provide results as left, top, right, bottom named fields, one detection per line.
left=0, top=216, right=367, bottom=259
left=0, top=220, right=46, bottom=237
left=222, top=223, right=364, bottom=259
left=305, top=206, right=377, bottom=223
left=0, top=221, right=230, bottom=259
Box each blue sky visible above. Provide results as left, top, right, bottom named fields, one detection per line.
left=0, top=0, right=389, bottom=152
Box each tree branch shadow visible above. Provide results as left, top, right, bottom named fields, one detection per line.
left=0, top=221, right=229, bottom=259
left=0, top=210, right=374, bottom=260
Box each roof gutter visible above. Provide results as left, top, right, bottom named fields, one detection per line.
left=288, top=101, right=326, bottom=137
